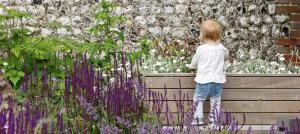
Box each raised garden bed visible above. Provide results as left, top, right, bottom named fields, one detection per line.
left=145, top=73, right=300, bottom=125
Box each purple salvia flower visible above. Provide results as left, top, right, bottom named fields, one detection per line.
left=268, top=124, right=275, bottom=134
left=247, top=126, right=252, bottom=134
left=228, top=121, right=236, bottom=134
left=72, top=61, right=78, bottom=98
left=116, top=116, right=131, bottom=128
left=64, top=71, right=70, bottom=103
left=183, top=100, right=198, bottom=127
left=100, top=125, right=122, bottom=134
left=8, top=97, right=14, bottom=134
left=76, top=96, right=98, bottom=120
left=284, top=127, right=289, bottom=134
left=19, top=110, right=25, bottom=134
left=296, top=117, right=300, bottom=133
left=160, top=127, right=175, bottom=134
left=57, top=114, right=65, bottom=134
left=0, top=111, right=7, bottom=133
left=24, top=103, right=30, bottom=133
left=16, top=113, right=19, bottom=134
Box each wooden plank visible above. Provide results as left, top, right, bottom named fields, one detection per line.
left=149, top=89, right=300, bottom=101
left=158, top=113, right=300, bottom=125
left=145, top=76, right=300, bottom=89
left=152, top=127, right=270, bottom=134
left=145, top=73, right=300, bottom=77
left=149, top=101, right=300, bottom=113
left=238, top=130, right=269, bottom=134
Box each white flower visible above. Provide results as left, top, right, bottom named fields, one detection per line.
left=56, top=51, right=64, bottom=60
left=173, top=60, right=177, bottom=63
left=176, top=69, right=181, bottom=72
left=127, top=73, right=132, bottom=78
left=117, top=67, right=122, bottom=71
left=103, top=74, right=107, bottom=77
left=156, top=62, right=162, bottom=66
left=238, top=71, right=244, bottom=74
left=279, top=56, right=285, bottom=61
left=275, top=53, right=281, bottom=57
left=3, top=62, right=8, bottom=66
left=98, top=20, right=105, bottom=25
left=270, top=62, right=278, bottom=66
left=279, top=67, right=286, bottom=71
left=150, top=49, right=156, bottom=53
left=99, top=52, right=106, bottom=60
left=232, top=60, right=239, bottom=66
left=279, top=54, right=285, bottom=61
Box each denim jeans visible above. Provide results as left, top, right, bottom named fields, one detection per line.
left=193, top=82, right=223, bottom=122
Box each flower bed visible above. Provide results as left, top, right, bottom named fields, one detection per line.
left=145, top=73, right=300, bottom=127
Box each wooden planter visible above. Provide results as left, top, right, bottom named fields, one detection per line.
left=145, top=73, right=300, bottom=125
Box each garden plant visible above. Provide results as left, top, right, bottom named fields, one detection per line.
left=0, top=0, right=299, bottom=134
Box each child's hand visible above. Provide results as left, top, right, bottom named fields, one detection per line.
left=186, top=64, right=195, bottom=69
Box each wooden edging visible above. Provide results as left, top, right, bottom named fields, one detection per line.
left=144, top=73, right=300, bottom=77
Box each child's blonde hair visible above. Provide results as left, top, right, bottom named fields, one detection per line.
left=200, top=19, right=222, bottom=43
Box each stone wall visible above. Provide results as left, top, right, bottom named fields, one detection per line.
left=0, top=0, right=293, bottom=61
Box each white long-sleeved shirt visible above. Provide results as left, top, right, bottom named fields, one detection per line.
left=187, top=43, right=229, bottom=84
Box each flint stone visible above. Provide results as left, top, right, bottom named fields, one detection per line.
left=175, top=4, right=187, bottom=14
left=275, top=15, right=289, bottom=23
left=148, top=26, right=162, bottom=36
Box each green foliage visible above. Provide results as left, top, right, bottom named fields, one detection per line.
left=87, top=1, right=124, bottom=72
left=0, top=5, right=87, bottom=89
left=0, top=0, right=153, bottom=90
left=88, top=0, right=151, bottom=73
left=0, top=1, right=150, bottom=89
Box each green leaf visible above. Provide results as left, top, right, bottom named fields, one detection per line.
left=17, top=71, right=24, bottom=77
left=5, top=70, right=17, bottom=77
left=12, top=47, right=21, bottom=57
left=9, top=76, right=20, bottom=86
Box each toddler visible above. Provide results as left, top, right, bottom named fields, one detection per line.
left=186, top=19, right=229, bottom=126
